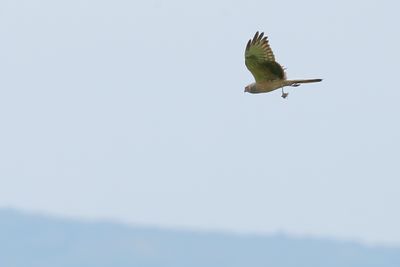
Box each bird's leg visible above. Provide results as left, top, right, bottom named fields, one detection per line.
left=281, top=87, right=289, bottom=99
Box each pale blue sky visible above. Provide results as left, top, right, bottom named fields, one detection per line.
left=1, top=0, right=399, bottom=245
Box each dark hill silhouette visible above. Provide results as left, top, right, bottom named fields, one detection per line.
left=0, top=209, right=399, bottom=267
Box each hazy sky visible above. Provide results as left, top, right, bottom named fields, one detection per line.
left=1, top=0, right=400, bottom=245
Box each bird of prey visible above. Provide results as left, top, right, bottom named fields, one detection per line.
left=244, top=32, right=322, bottom=98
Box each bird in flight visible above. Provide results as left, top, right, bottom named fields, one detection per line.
left=244, top=32, right=322, bottom=98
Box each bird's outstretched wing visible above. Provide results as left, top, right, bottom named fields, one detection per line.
left=245, top=32, right=285, bottom=83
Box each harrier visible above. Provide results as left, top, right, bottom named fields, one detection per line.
left=244, top=32, right=322, bottom=98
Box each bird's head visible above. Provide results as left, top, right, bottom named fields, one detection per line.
left=244, top=83, right=256, bottom=93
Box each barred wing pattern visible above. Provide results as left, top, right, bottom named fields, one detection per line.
left=245, top=32, right=285, bottom=83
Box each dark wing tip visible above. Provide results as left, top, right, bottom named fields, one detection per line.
left=261, top=36, right=268, bottom=43
left=247, top=31, right=271, bottom=55
left=251, top=31, right=259, bottom=45
left=246, top=39, right=251, bottom=51
left=250, top=31, right=266, bottom=45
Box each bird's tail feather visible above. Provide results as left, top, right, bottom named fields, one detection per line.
left=284, top=79, right=322, bottom=86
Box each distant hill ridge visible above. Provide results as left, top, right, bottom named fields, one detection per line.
left=0, top=208, right=399, bottom=267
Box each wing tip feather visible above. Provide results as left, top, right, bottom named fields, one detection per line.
left=246, top=31, right=276, bottom=61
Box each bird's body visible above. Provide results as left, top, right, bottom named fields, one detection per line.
left=246, top=79, right=324, bottom=94
left=244, top=32, right=322, bottom=98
